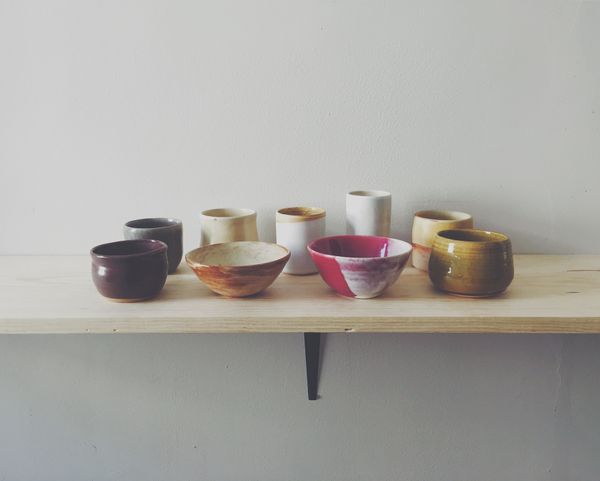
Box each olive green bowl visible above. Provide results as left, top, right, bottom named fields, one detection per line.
left=428, top=229, right=514, bottom=297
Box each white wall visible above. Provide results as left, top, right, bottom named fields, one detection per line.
left=1, top=1, right=599, bottom=480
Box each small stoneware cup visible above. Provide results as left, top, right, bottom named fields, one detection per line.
left=276, top=207, right=326, bottom=275
left=428, top=229, right=514, bottom=297
left=346, top=190, right=391, bottom=236
left=123, top=218, right=183, bottom=274
left=91, top=239, right=168, bottom=302
left=200, top=208, right=258, bottom=246
left=411, top=210, right=473, bottom=271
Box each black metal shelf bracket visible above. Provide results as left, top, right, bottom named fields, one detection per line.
left=304, top=332, right=321, bottom=400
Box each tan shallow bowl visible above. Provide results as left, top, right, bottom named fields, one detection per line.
left=186, top=241, right=290, bottom=297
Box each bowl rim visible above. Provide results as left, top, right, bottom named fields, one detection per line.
left=435, top=228, right=510, bottom=244
left=124, top=217, right=182, bottom=230
left=307, top=235, right=413, bottom=261
left=185, top=241, right=290, bottom=270
left=91, top=239, right=167, bottom=259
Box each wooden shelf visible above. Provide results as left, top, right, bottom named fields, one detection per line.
left=1, top=255, right=599, bottom=334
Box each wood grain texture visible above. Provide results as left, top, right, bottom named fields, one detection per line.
left=0, top=256, right=599, bottom=334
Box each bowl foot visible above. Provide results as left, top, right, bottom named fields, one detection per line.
left=106, top=296, right=155, bottom=303
left=443, top=289, right=507, bottom=298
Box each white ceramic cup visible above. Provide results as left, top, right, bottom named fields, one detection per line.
left=276, top=207, right=326, bottom=275
left=200, top=208, right=258, bottom=246
left=346, top=190, right=391, bottom=236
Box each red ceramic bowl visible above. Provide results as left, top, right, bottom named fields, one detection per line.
left=307, top=235, right=412, bottom=298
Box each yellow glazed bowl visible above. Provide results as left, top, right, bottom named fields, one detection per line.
left=428, top=229, right=514, bottom=297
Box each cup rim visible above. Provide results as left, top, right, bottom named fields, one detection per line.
left=347, top=190, right=391, bottom=198
left=308, top=235, right=412, bottom=261
left=414, top=210, right=472, bottom=222
left=124, top=217, right=182, bottom=230
left=91, top=239, right=167, bottom=259
left=435, top=229, right=510, bottom=244
left=200, top=208, right=256, bottom=219
left=276, top=206, right=325, bottom=222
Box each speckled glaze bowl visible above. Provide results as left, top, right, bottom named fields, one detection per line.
left=123, top=217, right=183, bottom=273
left=428, top=229, right=514, bottom=297
left=186, top=241, right=290, bottom=297
left=307, top=235, right=412, bottom=299
left=91, top=239, right=168, bottom=302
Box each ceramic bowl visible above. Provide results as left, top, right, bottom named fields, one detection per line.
left=307, top=235, right=413, bottom=299
left=411, top=210, right=473, bottom=271
left=185, top=241, right=290, bottom=297
left=123, top=217, right=183, bottom=273
left=91, top=239, right=168, bottom=302
left=428, top=229, right=514, bottom=297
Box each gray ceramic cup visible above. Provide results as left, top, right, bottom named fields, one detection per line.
left=123, top=218, right=183, bottom=274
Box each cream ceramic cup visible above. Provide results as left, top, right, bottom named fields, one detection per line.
left=276, top=207, right=326, bottom=275
left=346, top=190, right=391, bottom=236
left=411, top=210, right=473, bottom=271
left=200, top=208, right=259, bottom=246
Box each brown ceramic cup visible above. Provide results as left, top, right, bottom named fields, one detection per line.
left=428, top=229, right=513, bottom=297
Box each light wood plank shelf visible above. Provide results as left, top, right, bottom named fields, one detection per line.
left=1, top=255, right=599, bottom=334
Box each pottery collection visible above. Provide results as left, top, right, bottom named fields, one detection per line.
left=91, top=191, right=514, bottom=301
left=411, top=210, right=473, bottom=271
left=428, top=229, right=514, bottom=297
left=308, top=235, right=412, bottom=298
left=123, top=218, right=183, bottom=274
left=200, top=208, right=258, bottom=246
left=346, top=190, right=391, bottom=237
left=276, top=207, right=326, bottom=275
left=186, top=241, right=290, bottom=297
left=91, top=239, right=168, bottom=302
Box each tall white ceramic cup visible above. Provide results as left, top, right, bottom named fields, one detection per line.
left=346, top=190, right=391, bottom=236
left=200, top=208, right=258, bottom=246
left=276, top=207, right=326, bottom=275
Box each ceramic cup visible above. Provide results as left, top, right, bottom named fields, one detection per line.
left=346, top=190, right=391, bottom=236
left=276, top=207, right=326, bottom=275
left=428, top=229, right=514, bottom=297
left=200, top=208, right=258, bottom=246
left=91, top=239, right=168, bottom=302
left=411, top=210, right=473, bottom=271
left=123, top=218, right=183, bottom=274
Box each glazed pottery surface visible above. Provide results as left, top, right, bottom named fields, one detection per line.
left=91, top=239, right=168, bottom=302
left=276, top=207, right=326, bottom=275
left=200, top=208, right=258, bottom=246
left=123, top=218, right=183, bottom=273
left=308, top=235, right=412, bottom=299
left=428, top=229, right=514, bottom=297
left=186, top=241, right=290, bottom=297
left=411, top=210, right=473, bottom=271
left=346, top=190, right=391, bottom=237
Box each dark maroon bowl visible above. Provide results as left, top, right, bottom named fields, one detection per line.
left=90, top=239, right=168, bottom=302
